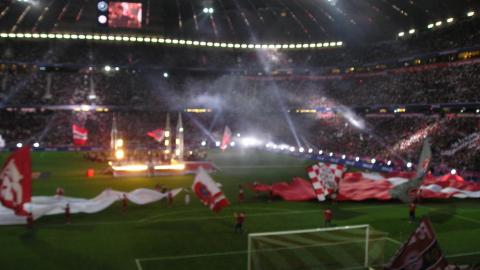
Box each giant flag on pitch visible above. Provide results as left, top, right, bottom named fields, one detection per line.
left=337, top=171, right=480, bottom=201
left=307, top=163, right=346, bottom=201
left=220, top=126, right=232, bottom=151
left=250, top=178, right=316, bottom=201
left=192, top=167, right=230, bottom=213
left=147, top=128, right=165, bottom=143
left=385, top=218, right=449, bottom=270
left=0, top=147, right=32, bottom=216
left=72, top=124, right=88, bottom=146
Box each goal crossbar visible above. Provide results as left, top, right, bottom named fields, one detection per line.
left=248, top=224, right=370, bottom=238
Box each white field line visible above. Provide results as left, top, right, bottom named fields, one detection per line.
left=385, top=237, right=402, bottom=245
left=140, top=206, right=289, bottom=223
left=454, top=214, right=480, bottom=225
left=446, top=250, right=480, bottom=258
left=0, top=204, right=401, bottom=229
left=416, top=206, right=480, bottom=225
left=142, top=204, right=401, bottom=224
left=135, top=259, right=143, bottom=270
left=134, top=237, right=476, bottom=269
left=136, top=238, right=388, bottom=262
left=135, top=237, right=397, bottom=270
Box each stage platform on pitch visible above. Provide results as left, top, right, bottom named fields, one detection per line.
left=111, top=161, right=216, bottom=177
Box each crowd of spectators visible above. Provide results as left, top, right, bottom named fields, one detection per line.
left=0, top=17, right=479, bottom=173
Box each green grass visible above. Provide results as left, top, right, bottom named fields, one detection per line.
left=0, top=149, right=479, bottom=270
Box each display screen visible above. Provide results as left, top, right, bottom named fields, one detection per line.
left=108, top=2, right=142, bottom=28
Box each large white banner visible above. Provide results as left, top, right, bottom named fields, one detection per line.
left=0, top=188, right=182, bottom=225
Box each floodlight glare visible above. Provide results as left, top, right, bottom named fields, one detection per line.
left=98, top=15, right=107, bottom=24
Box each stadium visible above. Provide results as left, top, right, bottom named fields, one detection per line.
left=0, top=0, right=480, bottom=269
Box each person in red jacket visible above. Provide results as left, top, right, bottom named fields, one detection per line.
left=65, top=203, right=71, bottom=224
left=409, top=202, right=416, bottom=223
left=56, top=187, right=64, bottom=198
left=324, top=208, right=332, bottom=226
left=122, top=194, right=128, bottom=213
left=167, top=189, right=173, bottom=208
left=234, top=212, right=246, bottom=233
left=237, top=185, right=245, bottom=203
left=26, top=212, right=34, bottom=229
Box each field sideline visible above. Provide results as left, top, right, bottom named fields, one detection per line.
left=0, top=149, right=479, bottom=270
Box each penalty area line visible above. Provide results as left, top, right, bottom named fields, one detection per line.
left=446, top=250, right=480, bottom=258
left=135, top=259, right=143, bottom=270
left=385, top=237, right=402, bottom=245
left=454, top=214, right=480, bottom=225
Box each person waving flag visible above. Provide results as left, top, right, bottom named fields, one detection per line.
left=192, top=167, right=230, bottom=213
left=0, top=147, right=32, bottom=216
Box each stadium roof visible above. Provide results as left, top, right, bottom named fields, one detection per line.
left=0, top=0, right=478, bottom=44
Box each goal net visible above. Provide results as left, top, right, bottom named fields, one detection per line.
left=247, top=225, right=387, bottom=270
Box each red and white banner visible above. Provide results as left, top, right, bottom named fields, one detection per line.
left=0, top=147, right=32, bottom=216
left=192, top=168, right=230, bottom=213
left=220, top=126, right=232, bottom=151
left=385, top=218, right=449, bottom=270
left=307, top=163, right=346, bottom=201
left=338, top=172, right=480, bottom=201
left=147, top=128, right=165, bottom=143
left=72, top=124, right=88, bottom=146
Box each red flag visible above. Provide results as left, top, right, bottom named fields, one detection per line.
left=72, top=124, right=88, bottom=146
left=147, top=128, right=165, bottom=143
left=249, top=178, right=316, bottom=201
left=385, top=218, right=449, bottom=270
left=307, top=162, right=346, bottom=201
left=220, top=126, right=232, bottom=151
left=192, top=168, right=229, bottom=213
left=337, top=172, right=480, bottom=201
left=0, top=147, right=32, bottom=216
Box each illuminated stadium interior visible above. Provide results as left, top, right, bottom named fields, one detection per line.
left=0, top=1, right=480, bottom=269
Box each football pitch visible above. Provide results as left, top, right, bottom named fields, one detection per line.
left=0, top=149, right=479, bottom=270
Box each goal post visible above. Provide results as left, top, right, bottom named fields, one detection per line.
left=248, top=224, right=387, bottom=270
